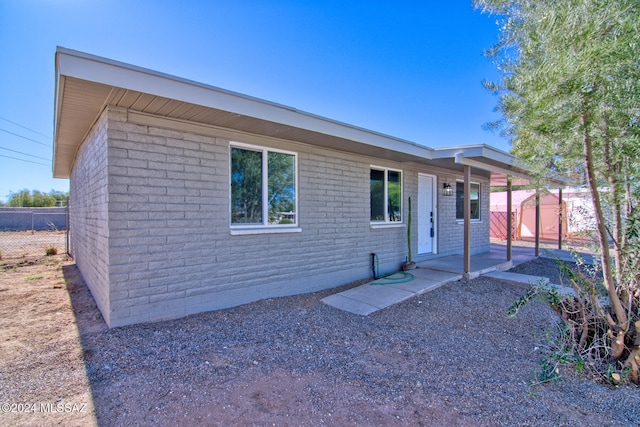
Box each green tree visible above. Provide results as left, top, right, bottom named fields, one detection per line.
left=6, top=189, right=68, bottom=207
left=475, top=0, right=640, bottom=383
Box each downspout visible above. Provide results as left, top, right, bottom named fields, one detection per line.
left=371, top=253, right=377, bottom=280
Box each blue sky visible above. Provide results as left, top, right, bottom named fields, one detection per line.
left=0, top=0, right=506, bottom=203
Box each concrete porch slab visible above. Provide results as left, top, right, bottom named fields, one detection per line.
left=322, top=247, right=535, bottom=316
left=419, top=254, right=513, bottom=276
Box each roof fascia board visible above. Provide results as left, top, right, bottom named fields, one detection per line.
left=454, top=153, right=532, bottom=181
left=53, top=68, right=65, bottom=177
left=55, top=47, right=434, bottom=160
left=433, top=144, right=514, bottom=164
left=436, top=144, right=573, bottom=186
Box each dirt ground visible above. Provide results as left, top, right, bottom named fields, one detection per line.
left=0, top=255, right=473, bottom=427
left=1, top=251, right=638, bottom=426
left=0, top=231, right=67, bottom=259
left=0, top=255, right=97, bottom=426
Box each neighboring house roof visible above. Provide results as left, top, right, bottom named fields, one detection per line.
left=53, top=47, right=543, bottom=185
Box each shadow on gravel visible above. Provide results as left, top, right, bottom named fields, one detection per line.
left=62, top=264, right=109, bottom=426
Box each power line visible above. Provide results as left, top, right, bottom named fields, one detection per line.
left=0, top=116, right=50, bottom=138
left=0, top=128, right=50, bottom=147
left=0, top=146, right=50, bottom=161
left=0, top=153, right=49, bottom=167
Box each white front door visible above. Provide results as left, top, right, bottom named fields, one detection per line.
left=418, top=174, right=436, bottom=254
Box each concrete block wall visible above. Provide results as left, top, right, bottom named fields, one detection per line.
left=104, top=107, right=227, bottom=325
left=69, top=106, right=493, bottom=327
left=0, top=207, right=66, bottom=231
left=436, top=171, right=491, bottom=256
left=99, top=108, right=413, bottom=326
left=69, top=109, right=111, bottom=323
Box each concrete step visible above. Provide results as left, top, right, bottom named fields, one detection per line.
left=482, top=271, right=574, bottom=296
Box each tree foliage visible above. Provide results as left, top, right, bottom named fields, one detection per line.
left=475, top=0, right=640, bottom=384
left=4, top=189, right=68, bottom=207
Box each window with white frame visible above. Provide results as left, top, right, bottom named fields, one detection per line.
left=455, top=181, right=480, bottom=220
left=370, top=167, right=402, bottom=223
left=230, top=143, right=297, bottom=227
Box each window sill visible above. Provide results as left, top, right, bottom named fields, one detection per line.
left=370, top=223, right=406, bottom=230
left=456, top=219, right=482, bottom=224
left=230, top=227, right=302, bottom=236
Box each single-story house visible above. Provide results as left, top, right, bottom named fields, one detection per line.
left=54, top=47, right=535, bottom=327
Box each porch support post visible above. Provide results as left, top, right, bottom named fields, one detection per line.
left=558, top=187, right=563, bottom=250
left=506, top=176, right=512, bottom=261
left=464, top=165, right=471, bottom=273
left=535, top=188, right=540, bottom=257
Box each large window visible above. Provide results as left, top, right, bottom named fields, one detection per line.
left=231, top=144, right=297, bottom=227
left=370, top=167, right=402, bottom=223
left=456, top=181, right=480, bottom=220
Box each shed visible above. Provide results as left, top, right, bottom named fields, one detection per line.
left=490, top=190, right=568, bottom=241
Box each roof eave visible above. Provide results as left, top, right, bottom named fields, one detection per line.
left=53, top=47, right=435, bottom=178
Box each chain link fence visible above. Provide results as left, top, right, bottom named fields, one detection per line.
left=0, top=207, right=69, bottom=259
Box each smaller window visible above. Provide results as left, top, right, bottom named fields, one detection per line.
left=456, top=182, right=480, bottom=220
left=370, top=167, right=402, bottom=223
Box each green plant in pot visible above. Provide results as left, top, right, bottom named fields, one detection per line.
left=403, top=196, right=416, bottom=271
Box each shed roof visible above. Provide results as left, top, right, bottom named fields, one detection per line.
left=490, top=189, right=564, bottom=212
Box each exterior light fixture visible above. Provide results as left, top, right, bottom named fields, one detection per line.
left=443, top=183, right=453, bottom=196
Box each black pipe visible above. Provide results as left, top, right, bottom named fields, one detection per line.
left=371, top=253, right=377, bottom=280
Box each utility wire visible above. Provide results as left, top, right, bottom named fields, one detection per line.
left=0, top=116, right=50, bottom=138
left=0, top=128, right=50, bottom=147
left=0, top=153, right=49, bottom=166
left=0, top=146, right=50, bottom=161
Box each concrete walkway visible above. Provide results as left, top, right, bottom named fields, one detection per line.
left=321, top=267, right=462, bottom=315
left=322, top=246, right=535, bottom=315
left=322, top=245, right=582, bottom=315
left=483, top=270, right=574, bottom=296
left=540, top=248, right=595, bottom=265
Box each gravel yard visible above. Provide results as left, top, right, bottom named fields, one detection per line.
left=1, top=254, right=638, bottom=426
